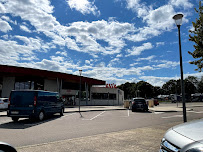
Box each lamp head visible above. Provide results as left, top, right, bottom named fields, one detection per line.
left=173, top=14, right=183, bottom=26
left=79, top=70, right=82, bottom=75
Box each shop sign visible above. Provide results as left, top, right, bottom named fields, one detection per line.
left=106, top=83, right=116, bottom=88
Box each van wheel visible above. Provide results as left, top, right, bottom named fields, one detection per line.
left=38, top=111, right=45, bottom=121
left=60, top=108, right=64, bottom=116
left=12, top=117, right=19, bottom=122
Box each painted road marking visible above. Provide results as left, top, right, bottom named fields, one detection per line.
left=90, top=111, right=106, bottom=120
left=82, top=111, right=106, bottom=121
left=188, top=111, right=203, bottom=114
left=162, top=115, right=182, bottom=119
left=154, top=112, right=165, bottom=114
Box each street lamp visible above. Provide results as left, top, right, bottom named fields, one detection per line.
left=173, top=13, right=187, bottom=122
left=79, top=70, right=82, bottom=116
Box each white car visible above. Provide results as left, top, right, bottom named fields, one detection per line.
left=0, top=98, right=9, bottom=110
left=160, top=119, right=203, bottom=152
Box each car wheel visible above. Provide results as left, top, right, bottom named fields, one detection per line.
left=12, top=117, right=19, bottom=122
left=60, top=108, right=64, bottom=116
left=38, top=111, right=45, bottom=121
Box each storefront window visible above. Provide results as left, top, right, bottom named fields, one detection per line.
left=92, top=93, right=116, bottom=100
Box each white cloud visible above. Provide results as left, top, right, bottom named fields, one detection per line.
left=85, top=60, right=91, bottom=64
left=130, top=63, right=139, bottom=67
left=56, top=51, right=68, bottom=57
left=154, top=60, right=179, bottom=69
left=169, top=0, right=193, bottom=9
left=126, top=42, right=153, bottom=56
left=136, top=55, right=156, bottom=61
left=0, top=19, right=12, bottom=32
left=126, top=0, right=150, bottom=18
left=67, top=0, right=100, bottom=16
left=156, top=42, right=165, bottom=47
left=139, top=76, right=178, bottom=87
left=20, top=25, right=32, bottom=33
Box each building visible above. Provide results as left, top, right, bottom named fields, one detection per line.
left=0, top=65, right=124, bottom=106
left=89, top=85, right=124, bottom=106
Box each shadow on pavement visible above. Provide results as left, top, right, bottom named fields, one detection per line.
left=0, top=115, right=61, bottom=129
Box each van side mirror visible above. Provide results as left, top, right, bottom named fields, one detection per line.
left=0, top=142, right=17, bottom=152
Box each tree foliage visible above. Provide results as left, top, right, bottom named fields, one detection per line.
left=117, top=76, right=203, bottom=99
left=188, top=1, right=203, bottom=71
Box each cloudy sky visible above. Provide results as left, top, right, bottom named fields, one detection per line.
left=0, top=0, right=202, bottom=87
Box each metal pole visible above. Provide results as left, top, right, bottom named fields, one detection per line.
left=79, top=74, right=81, bottom=113
left=178, top=25, right=187, bottom=122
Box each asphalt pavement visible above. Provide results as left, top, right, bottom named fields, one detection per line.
left=1, top=102, right=203, bottom=152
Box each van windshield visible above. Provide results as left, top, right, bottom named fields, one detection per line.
left=11, top=91, right=35, bottom=106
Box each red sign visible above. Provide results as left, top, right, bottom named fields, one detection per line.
left=106, top=83, right=117, bottom=88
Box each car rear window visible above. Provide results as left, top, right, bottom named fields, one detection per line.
left=10, top=91, right=35, bottom=106
left=133, top=99, right=146, bottom=103
left=3, top=99, right=8, bottom=102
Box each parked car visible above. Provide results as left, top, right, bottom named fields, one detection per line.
left=7, top=90, right=64, bottom=122
left=160, top=119, right=203, bottom=152
left=129, top=98, right=148, bottom=112
left=153, top=98, right=159, bottom=106
left=0, top=142, right=17, bottom=152
left=0, top=98, right=9, bottom=110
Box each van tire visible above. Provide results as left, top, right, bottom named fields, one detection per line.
left=38, top=111, right=45, bottom=121
left=12, top=117, right=19, bottom=122
left=60, top=108, right=64, bottom=116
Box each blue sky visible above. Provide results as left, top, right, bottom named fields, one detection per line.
left=0, top=0, right=202, bottom=87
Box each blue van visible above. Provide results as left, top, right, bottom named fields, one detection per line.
left=7, top=90, right=64, bottom=122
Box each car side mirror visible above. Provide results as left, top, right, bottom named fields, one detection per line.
left=0, top=142, right=17, bottom=152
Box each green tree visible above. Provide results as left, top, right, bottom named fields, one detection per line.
left=117, top=82, right=136, bottom=99
left=198, top=76, right=203, bottom=93
left=162, top=80, right=178, bottom=95
left=188, top=1, right=203, bottom=71
left=185, top=76, right=198, bottom=93
left=137, top=81, right=153, bottom=98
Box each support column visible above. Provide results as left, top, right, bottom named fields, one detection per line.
left=2, top=77, right=15, bottom=97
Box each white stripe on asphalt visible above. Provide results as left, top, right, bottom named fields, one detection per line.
left=162, top=115, right=183, bottom=119
left=188, top=111, right=203, bottom=114
left=154, top=112, right=165, bottom=114
left=90, top=111, right=106, bottom=120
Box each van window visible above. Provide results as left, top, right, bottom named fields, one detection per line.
left=11, top=91, right=35, bottom=106
left=38, top=91, right=58, bottom=102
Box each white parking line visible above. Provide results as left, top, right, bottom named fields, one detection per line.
left=90, top=111, right=106, bottom=120
left=188, top=111, right=203, bottom=114
left=154, top=112, right=165, bottom=114
left=128, top=110, right=130, bottom=117
left=162, top=115, right=183, bottom=119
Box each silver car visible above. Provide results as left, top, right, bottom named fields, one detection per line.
left=0, top=98, right=9, bottom=110
left=160, top=119, right=203, bottom=152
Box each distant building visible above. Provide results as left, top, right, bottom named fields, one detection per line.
left=0, top=65, right=124, bottom=106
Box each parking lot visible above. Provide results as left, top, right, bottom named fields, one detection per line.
left=0, top=103, right=203, bottom=151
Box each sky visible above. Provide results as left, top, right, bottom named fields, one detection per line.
left=0, top=0, right=202, bottom=87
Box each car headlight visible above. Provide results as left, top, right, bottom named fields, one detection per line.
left=186, top=147, right=203, bottom=152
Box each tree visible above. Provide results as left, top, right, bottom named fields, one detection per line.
left=185, top=76, right=198, bottom=93
left=117, top=82, right=136, bottom=99
left=137, top=81, right=153, bottom=98
left=162, top=80, right=178, bottom=95
left=198, top=76, right=203, bottom=93
left=188, top=1, right=203, bottom=71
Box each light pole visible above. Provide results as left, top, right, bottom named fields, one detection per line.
left=79, top=70, right=82, bottom=116
left=173, top=14, right=187, bottom=122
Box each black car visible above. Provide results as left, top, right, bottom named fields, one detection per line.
left=130, top=98, right=148, bottom=112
